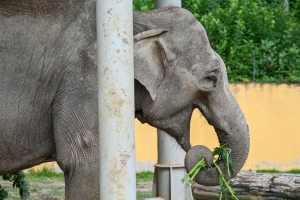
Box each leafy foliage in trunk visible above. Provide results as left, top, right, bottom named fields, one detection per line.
left=182, top=144, right=238, bottom=200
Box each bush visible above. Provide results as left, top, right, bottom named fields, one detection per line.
left=133, top=0, right=154, bottom=11
left=183, top=0, right=300, bottom=83
left=134, top=0, right=300, bottom=83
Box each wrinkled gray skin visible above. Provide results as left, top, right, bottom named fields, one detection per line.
left=0, top=1, right=250, bottom=199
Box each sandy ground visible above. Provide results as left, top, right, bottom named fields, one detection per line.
left=0, top=179, right=152, bottom=200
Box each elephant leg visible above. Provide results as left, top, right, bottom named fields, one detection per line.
left=58, top=144, right=99, bottom=200
left=52, top=84, right=99, bottom=199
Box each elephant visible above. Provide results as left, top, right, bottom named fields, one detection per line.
left=0, top=1, right=250, bottom=199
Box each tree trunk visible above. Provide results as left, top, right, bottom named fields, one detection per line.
left=192, top=172, right=300, bottom=200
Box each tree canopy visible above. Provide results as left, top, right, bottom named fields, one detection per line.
left=133, top=0, right=300, bottom=83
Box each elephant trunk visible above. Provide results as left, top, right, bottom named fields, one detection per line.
left=185, top=102, right=250, bottom=186
left=198, top=124, right=249, bottom=185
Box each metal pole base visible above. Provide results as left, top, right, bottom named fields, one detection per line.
left=151, top=164, right=193, bottom=200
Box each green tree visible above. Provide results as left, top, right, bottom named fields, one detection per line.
left=134, top=0, right=300, bottom=83
left=183, top=0, right=300, bottom=82
left=133, top=0, right=154, bottom=11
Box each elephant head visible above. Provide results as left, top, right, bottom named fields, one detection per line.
left=133, top=7, right=250, bottom=185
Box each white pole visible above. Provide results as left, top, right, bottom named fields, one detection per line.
left=152, top=1, right=192, bottom=200
left=97, top=1, right=136, bottom=199
left=154, top=0, right=182, bottom=164
left=154, top=1, right=182, bottom=161
left=155, top=0, right=181, bottom=8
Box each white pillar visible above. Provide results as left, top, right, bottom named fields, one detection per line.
left=154, top=0, right=182, bottom=170
left=154, top=1, right=182, bottom=168
left=151, top=1, right=192, bottom=200
left=97, top=1, right=136, bottom=199
left=155, top=0, right=181, bottom=8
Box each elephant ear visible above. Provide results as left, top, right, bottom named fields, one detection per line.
left=134, top=29, right=176, bottom=101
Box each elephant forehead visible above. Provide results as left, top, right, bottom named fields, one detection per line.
left=165, top=19, right=209, bottom=51
left=180, top=46, right=218, bottom=71
left=195, top=46, right=215, bottom=63
left=189, top=21, right=210, bottom=46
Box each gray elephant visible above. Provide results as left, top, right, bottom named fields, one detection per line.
left=0, top=1, right=250, bottom=199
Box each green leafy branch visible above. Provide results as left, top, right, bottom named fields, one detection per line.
left=212, top=144, right=235, bottom=178
left=0, top=171, right=30, bottom=200
left=0, top=185, right=8, bottom=200
left=182, top=144, right=238, bottom=200
left=181, top=158, right=207, bottom=186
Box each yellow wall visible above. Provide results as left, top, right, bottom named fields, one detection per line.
left=29, top=84, right=300, bottom=172
left=230, top=83, right=300, bottom=170
left=135, top=83, right=300, bottom=171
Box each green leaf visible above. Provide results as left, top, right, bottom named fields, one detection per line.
left=182, top=158, right=206, bottom=186
left=0, top=189, right=8, bottom=200
left=2, top=174, right=12, bottom=182
left=183, top=144, right=238, bottom=199
left=182, top=0, right=300, bottom=83
left=1, top=171, right=30, bottom=200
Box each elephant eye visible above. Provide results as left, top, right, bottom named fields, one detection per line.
left=206, top=74, right=217, bottom=82
left=198, top=71, right=219, bottom=91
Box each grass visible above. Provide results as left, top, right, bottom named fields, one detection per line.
left=287, top=169, right=300, bottom=174
left=0, top=183, right=65, bottom=200
left=1, top=186, right=21, bottom=200
left=255, top=168, right=300, bottom=174
left=26, top=167, right=64, bottom=182
left=27, top=169, right=154, bottom=198
left=24, top=167, right=300, bottom=180
left=136, top=171, right=153, bottom=198
left=5, top=168, right=298, bottom=199
left=1, top=169, right=154, bottom=199
left=136, top=191, right=151, bottom=198
left=256, top=168, right=282, bottom=173
left=30, top=184, right=64, bottom=193
left=27, top=168, right=154, bottom=182
left=136, top=171, right=154, bottom=182
left=1, top=168, right=64, bottom=200
left=1, top=168, right=65, bottom=200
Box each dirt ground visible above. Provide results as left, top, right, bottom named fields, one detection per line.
left=136, top=181, right=153, bottom=200
left=0, top=179, right=153, bottom=200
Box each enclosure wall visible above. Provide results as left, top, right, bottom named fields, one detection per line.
left=29, top=84, right=300, bottom=172
left=134, top=83, right=300, bottom=171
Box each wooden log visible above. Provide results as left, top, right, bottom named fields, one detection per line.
left=192, top=172, right=300, bottom=200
